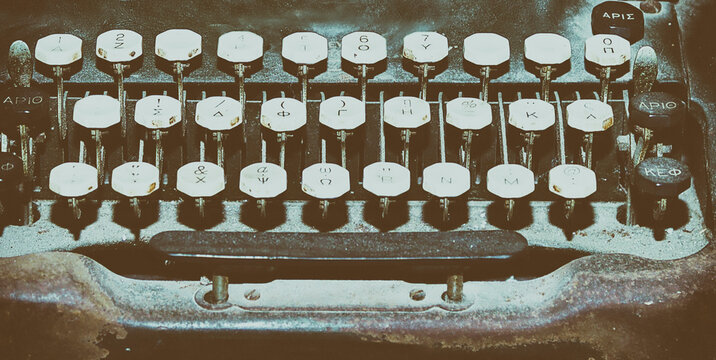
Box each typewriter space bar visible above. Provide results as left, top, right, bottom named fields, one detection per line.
left=150, top=231, right=527, bottom=270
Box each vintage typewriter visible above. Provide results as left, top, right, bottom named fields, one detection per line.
left=0, top=0, right=714, bottom=359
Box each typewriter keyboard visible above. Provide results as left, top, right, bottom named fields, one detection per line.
left=0, top=0, right=709, bottom=274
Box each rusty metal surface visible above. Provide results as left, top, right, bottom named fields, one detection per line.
left=0, top=247, right=714, bottom=359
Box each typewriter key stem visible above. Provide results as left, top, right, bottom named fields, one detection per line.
left=505, top=199, right=515, bottom=222
left=234, top=63, right=248, bottom=144
left=359, top=64, right=368, bottom=103
left=633, top=128, right=653, bottom=166
left=521, top=132, right=538, bottom=171
left=419, top=63, right=430, bottom=101
left=173, top=62, right=187, bottom=138
left=440, top=197, right=450, bottom=222
left=299, top=64, right=309, bottom=104
left=130, top=197, right=141, bottom=219
left=401, top=129, right=411, bottom=170
left=92, top=130, right=105, bottom=184
left=153, top=130, right=164, bottom=177
left=196, top=197, right=206, bottom=218
left=461, top=130, right=473, bottom=170
left=582, top=133, right=594, bottom=169
left=53, top=66, right=67, bottom=158
left=19, top=125, right=32, bottom=180
left=277, top=132, right=287, bottom=169
left=599, top=66, right=612, bottom=103
left=215, top=132, right=225, bottom=169
left=319, top=199, right=329, bottom=220
left=338, top=130, right=348, bottom=169
left=113, top=63, right=128, bottom=140
left=69, top=197, right=81, bottom=220
left=653, top=198, right=667, bottom=221
left=479, top=66, right=490, bottom=101
left=257, top=199, right=267, bottom=217
left=379, top=197, right=390, bottom=218
left=446, top=274, right=463, bottom=303
left=211, top=275, right=229, bottom=304
left=565, top=199, right=576, bottom=219
left=539, top=65, right=552, bottom=102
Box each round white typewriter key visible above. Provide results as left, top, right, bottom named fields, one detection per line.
left=177, top=161, right=225, bottom=217
left=319, top=96, right=365, bottom=131
left=196, top=96, right=243, bottom=168
left=217, top=31, right=264, bottom=64
left=341, top=31, right=388, bottom=102
left=341, top=31, right=387, bottom=65
left=446, top=97, right=492, bottom=131
left=302, top=163, right=350, bottom=199
left=96, top=30, right=143, bottom=63
left=508, top=99, right=555, bottom=131
left=423, top=162, right=471, bottom=221
left=566, top=99, right=614, bottom=133
left=403, top=32, right=449, bottom=99
left=155, top=29, right=202, bottom=138
left=135, top=95, right=182, bottom=129
left=196, top=96, right=242, bottom=131
left=524, top=33, right=571, bottom=101
left=73, top=95, right=121, bottom=184
left=49, top=162, right=99, bottom=197
left=585, top=34, right=631, bottom=68
left=362, top=161, right=411, bottom=218
left=282, top=32, right=328, bottom=103
left=302, top=163, right=350, bottom=219
left=49, top=162, right=99, bottom=219
left=384, top=96, right=431, bottom=129
left=486, top=164, right=535, bottom=199
left=111, top=161, right=160, bottom=218
left=96, top=30, right=143, bottom=141
left=584, top=34, right=631, bottom=102
left=111, top=162, right=160, bottom=198
left=548, top=164, right=597, bottom=199
left=261, top=98, right=307, bottom=169
left=384, top=96, right=431, bottom=169
left=320, top=96, right=365, bottom=168
left=281, top=32, right=328, bottom=65
left=567, top=99, right=614, bottom=169
left=155, top=29, right=202, bottom=62
left=524, top=33, right=571, bottom=66
left=260, top=98, right=307, bottom=133
left=509, top=98, right=555, bottom=171
left=35, top=34, right=83, bottom=156
left=135, top=95, right=181, bottom=176
left=446, top=97, right=492, bottom=169
left=35, top=34, right=82, bottom=66
left=362, top=162, right=411, bottom=197
left=464, top=33, right=510, bottom=67
left=239, top=162, right=288, bottom=216
left=463, top=33, right=510, bottom=101
left=239, top=162, right=288, bottom=199
left=177, top=161, right=225, bottom=198
left=402, top=32, right=449, bottom=64
left=216, top=31, right=262, bottom=144
left=422, top=162, right=471, bottom=198
left=73, top=95, right=120, bottom=129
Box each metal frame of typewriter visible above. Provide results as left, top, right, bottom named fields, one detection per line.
left=0, top=1, right=714, bottom=359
